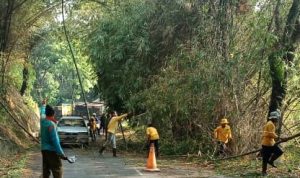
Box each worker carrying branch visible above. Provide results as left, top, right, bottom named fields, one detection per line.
left=214, top=118, right=232, bottom=157
left=99, top=112, right=128, bottom=157
left=261, top=110, right=286, bottom=176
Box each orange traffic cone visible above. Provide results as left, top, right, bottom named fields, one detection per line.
left=144, top=143, right=160, bottom=172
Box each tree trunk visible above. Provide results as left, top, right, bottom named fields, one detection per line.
left=0, top=0, right=14, bottom=52
left=20, top=63, right=29, bottom=96
left=217, top=0, right=231, bottom=61
left=0, top=0, right=15, bottom=88
left=268, top=0, right=300, bottom=136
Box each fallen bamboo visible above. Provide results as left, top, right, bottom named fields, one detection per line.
left=0, top=100, right=40, bottom=144
left=215, top=131, right=300, bottom=161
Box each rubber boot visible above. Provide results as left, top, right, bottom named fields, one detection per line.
left=268, top=152, right=283, bottom=168
left=113, top=148, right=117, bottom=157
left=99, top=146, right=106, bottom=155
left=262, top=161, right=268, bottom=176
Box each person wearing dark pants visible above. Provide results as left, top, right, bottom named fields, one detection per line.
left=41, top=105, right=67, bottom=178
left=146, top=123, right=160, bottom=158
left=99, top=114, right=106, bottom=135
left=99, top=112, right=128, bottom=157
left=41, top=150, right=63, bottom=178
left=261, top=110, right=285, bottom=176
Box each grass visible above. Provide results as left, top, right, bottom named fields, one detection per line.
left=6, top=154, right=27, bottom=178
left=0, top=152, right=28, bottom=178
left=214, top=144, right=300, bottom=177
left=0, top=144, right=38, bottom=178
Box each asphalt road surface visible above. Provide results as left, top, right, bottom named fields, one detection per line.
left=25, top=148, right=144, bottom=178
left=23, top=146, right=224, bottom=178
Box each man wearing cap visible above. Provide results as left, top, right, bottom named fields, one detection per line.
left=261, top=110, right=284, bottom=176
left=214, top=118, right=232, bottom=156
left=41, top=105, right=67, bottom=178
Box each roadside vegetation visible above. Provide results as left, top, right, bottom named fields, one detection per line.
left=1, top=0, right=300, bottom=177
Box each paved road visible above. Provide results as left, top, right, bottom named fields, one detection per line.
left=25, top=148, right=145, bottom=178
left=64, top=151, right=143, bottom=178
left=24, top=147, right=223, bottom=178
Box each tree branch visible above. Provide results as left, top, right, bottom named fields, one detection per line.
left=214, top=131, right=300, bottom=161
left=12, top=0, right=29, bottom=11
left=274, top=0, right=282, bottom=34
left=0, top=99, right=40, bottom=144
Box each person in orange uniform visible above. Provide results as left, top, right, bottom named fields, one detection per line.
left=146, top=123, right=160, bottom=158
left=99, top=112, right=128, bottom=157
left=214, top=118, right=232, bottom=156
left=261, top=110, right=284, bottom=176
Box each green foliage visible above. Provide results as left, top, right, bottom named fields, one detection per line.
left=88, top=0, right=203, bottom=111
left=2, top=0, right=300, bottom=158
left=88, top=0, right=154, bottom=111
left=269, top=51, right=286, bottom=82
left=30, top=22, right=97, bottom=105
left=86, top=0, right=285, bottom=148
left=215, top=145, right=300, bottom=177
left=6, top=154, right=27, bottom=178
left=160, top=139, right=200, bottom=155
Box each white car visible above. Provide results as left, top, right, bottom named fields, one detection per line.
left=57, top=116, right=89, bottom=146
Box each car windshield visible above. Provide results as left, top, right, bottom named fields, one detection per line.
left=58, top=119, right=85, bottom=127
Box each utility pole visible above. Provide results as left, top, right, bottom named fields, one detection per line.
left=61, top=0, right=90, bottom=119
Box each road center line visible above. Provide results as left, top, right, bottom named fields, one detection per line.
left=135, top=168, right=143, bottom=176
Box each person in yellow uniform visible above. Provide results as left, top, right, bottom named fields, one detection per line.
left=214, top=118, right=232, bottom=156
left=261, top=110, right=284, bottom=176
left=99, top=112, right=128, bottom=157
left=146, top=123, right=160, bottom=158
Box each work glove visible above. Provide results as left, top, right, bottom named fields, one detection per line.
left=60, top=155, right=76, bottom=163
left=67, top=155, right=77, bottom=164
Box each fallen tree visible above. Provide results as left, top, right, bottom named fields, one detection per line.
left=0, top=99, right=40, bottom=144
left=215, top=132, right=300, bottom=161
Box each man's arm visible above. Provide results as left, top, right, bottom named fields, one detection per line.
left=114, top=113, right=128, bottom=122
left=214, top=128, right=218, bottom=139
left=49, top=125, right=65, bottom=156
left=228, top=127, right=232, bottom=139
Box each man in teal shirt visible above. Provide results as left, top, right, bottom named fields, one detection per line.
left=41, top=105, right=66, bottom=178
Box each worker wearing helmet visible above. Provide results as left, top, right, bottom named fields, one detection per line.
left=261, top=110, right=284, bottom=176
left=214, top=118, right=232, bottom=156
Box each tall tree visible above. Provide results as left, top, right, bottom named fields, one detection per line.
left=0, top=0, right=15, bottom=88
left=268, top=0, right=300, bottom=135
